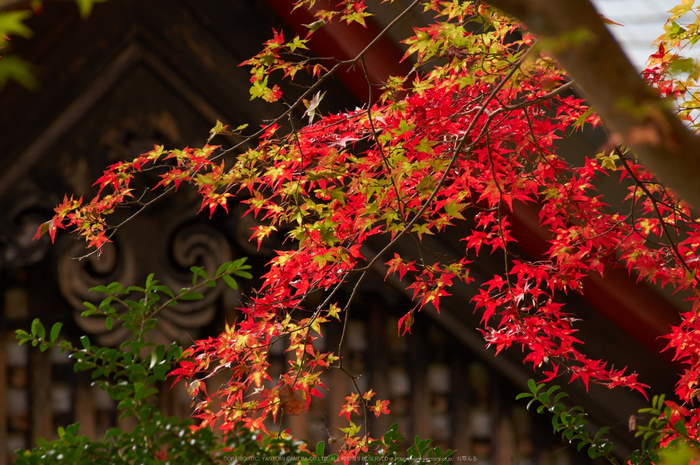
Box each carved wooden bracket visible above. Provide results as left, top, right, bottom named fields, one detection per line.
left=57, top=217, right=234, bottom=346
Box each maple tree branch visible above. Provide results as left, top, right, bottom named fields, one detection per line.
left=617, top=149, right=695, bottom=281
left=521, top=110, right=628, bottom=249
left=61, top=0, right=422, bottom=264
left=626, top=184, right=672, bottom=252
left=216, top=0, right=421, bottom=163
left=484, top=126, right=548, bottom=357
left=338, top=364, right=370, bottom=447
left=338, top=52, right=531, bottom=332
left=485, top=131, right=512, bottom=281
left=366, top=43, right=531, bottom=267
left=345, top=0, right=420, bottom=66
left=336, top=271, right=366, bottom=362
left=501, top=80, right=576, bottom=113
left=359, top=58, right=408, bottom=224
left=337, top=48, right=532, bottom=344
left=70, top=185, right=177, bottom=260
left=486, top=0, right=700, bottom=210
left=522, top=110, right=568, bottom=186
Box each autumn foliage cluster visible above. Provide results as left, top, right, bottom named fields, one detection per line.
left=32, top=0, right=700, bottom=461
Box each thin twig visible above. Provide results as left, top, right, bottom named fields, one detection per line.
left=618, top=148, right=695, bottom=281
left=215, top=0, right=422, bottom=163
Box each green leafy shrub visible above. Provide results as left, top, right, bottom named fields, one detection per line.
left=518, top=380, right=700, bottom=464
left=14, top=258, right=453, bottom=465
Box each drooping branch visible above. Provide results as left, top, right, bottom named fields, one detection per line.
left=486, top=0, right=700, bottom=210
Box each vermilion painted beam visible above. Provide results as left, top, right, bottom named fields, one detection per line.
left=509, top=202, right=681, bottom=358
left=262, top=0, right=412, bottom=103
